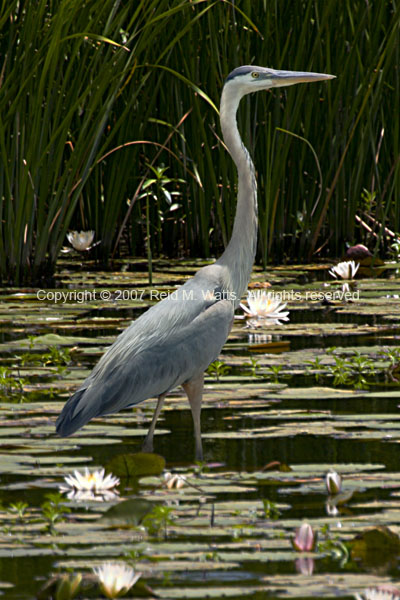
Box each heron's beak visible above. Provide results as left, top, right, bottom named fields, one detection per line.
left=268, top=69, right=336, bottom=88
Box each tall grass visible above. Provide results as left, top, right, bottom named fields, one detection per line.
left=0, top=0, right=217, bottom=282
left=1, top=0, right=129, bottom=282
left=1, top=0, right=399, bottom=283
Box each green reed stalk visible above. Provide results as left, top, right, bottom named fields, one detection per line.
left=1, top=0, right=399, bottom=283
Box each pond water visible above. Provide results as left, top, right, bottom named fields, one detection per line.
left=1, top=258, right=400, bottom=599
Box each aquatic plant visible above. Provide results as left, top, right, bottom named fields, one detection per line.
left=54, top=573, right=82, bottom=600
left=8, top=501, right=28, bottom=520
left=142, top=505, right=175, bottom=539
left=20, top=345, right=71, bottom=374
left=305, top=356, right=325, bottom=382
left=388, top=237, right=400, bottom=273
left=39, top=572, right=82, bottom=600
left=243, top=356, right=261, bottom=377
left=206, top=360, right=231, bottom=382
left=262, top=499, right=281, bottom=520
left=379, top=348, right=400, bottom=382
left=139, top=165, right=184, bottom=285
left=0, top=366, right=26, bottom=399
left=306, top=349, right=378, bottom=389
left=41, top=493, right=71, bottom=534
left=328, top=350, right=376, bottom=389
left=317, top=524, right=349, bottom=566
left=265, top=364, right=286, bottom=384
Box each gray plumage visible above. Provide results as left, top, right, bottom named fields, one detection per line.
left=56, top=65, right=334, bottom=459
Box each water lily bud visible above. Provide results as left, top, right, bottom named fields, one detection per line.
left=325, top=470, right=342, bottom=495
left=56, top=573, right=82, bottom=600
left=293, top=522, right=315, bottom=552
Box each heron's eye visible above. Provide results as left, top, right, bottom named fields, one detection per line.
left=251, top=72, right=259, bottom=79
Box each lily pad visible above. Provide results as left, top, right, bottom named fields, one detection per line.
left=350, top=525, right=400, bottom=566
left=99, top=497, right=157, bottom=526
left=106, top=452, right=166, bottom=478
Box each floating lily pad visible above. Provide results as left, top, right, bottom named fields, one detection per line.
left=99, top=497, right=156, bottom=526
left=106, top=452, right=166, bottom=478
left=350, top=525, right=400, bottom=566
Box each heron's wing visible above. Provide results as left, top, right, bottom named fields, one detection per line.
left=56, top=279, right=234, bottom=435
left=100, top=264, right=231, bottom=358
left=107, top=297, right=234, bottom=408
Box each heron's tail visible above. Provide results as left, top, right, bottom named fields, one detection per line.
left=56, top=388, right=91, bottom=437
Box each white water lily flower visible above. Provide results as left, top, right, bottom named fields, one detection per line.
left=354, top=586, right=400, bottom=600
left=67, top=230, right=95, bottom=251
left=240, top=291, right=289, bottom=325
left=329, top=260, right=359, bottom=280
left=93, top=562, right=141, bottom=599
left=60, top=468, right=120, bottom=501
left=164, top=472, right=186, bottom=490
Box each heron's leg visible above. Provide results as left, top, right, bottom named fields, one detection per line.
left=142, top=393, right=166, bottom=453
left=182, top=373, right=204, bottom=461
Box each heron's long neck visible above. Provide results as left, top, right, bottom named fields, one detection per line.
left=216, top=85, right=258, bottom=307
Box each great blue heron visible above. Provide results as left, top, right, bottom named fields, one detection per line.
left=56, top=65, right=334, bottom=459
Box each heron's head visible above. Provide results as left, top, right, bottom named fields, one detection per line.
left=225, top=65, right=335, bottom=96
